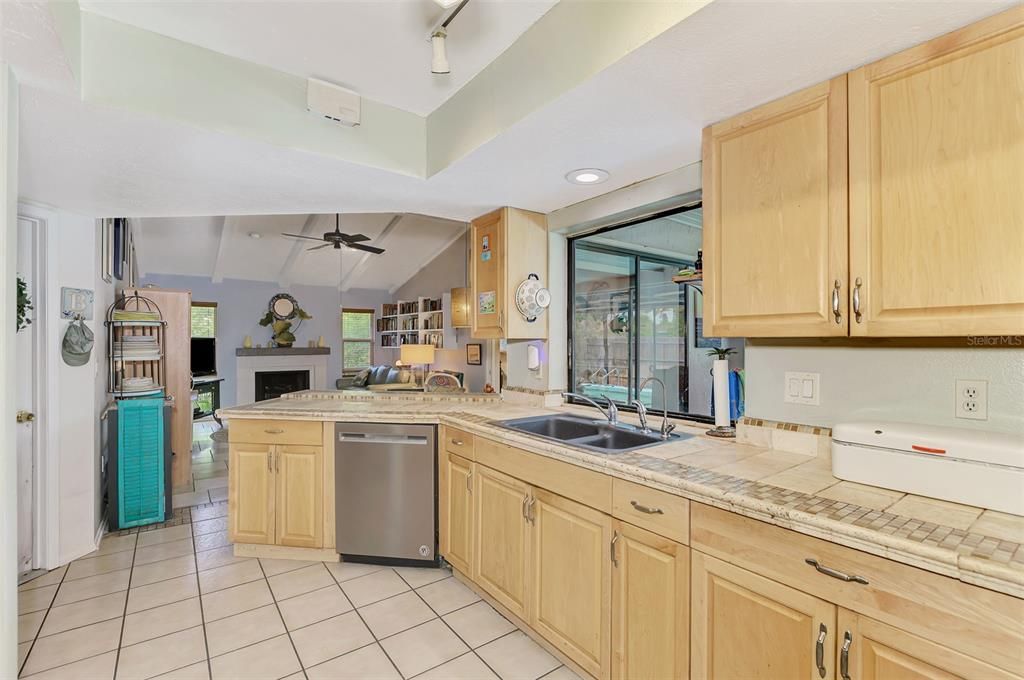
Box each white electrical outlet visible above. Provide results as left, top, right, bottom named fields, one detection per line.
left=955, top=379, right=988, bottom=420
left=783, top=372, right=820, bottom=405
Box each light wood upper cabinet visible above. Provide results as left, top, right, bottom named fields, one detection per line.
left=612, top=520, right=689, bottom=680
left=691, top=551, right=837, bottom=680
left=474, top=464, right=531, bottom=619
left=837, top=609, right=1017, bottom=680
left=530, top=489, right=612, bottom=679
left=443, top=452, right=474, bottom=576
left=702, top=76, right=849, bottom=338
left=275, top=444, right=323, bottom=548
left=229, top=443, right=275, bottom=545
left=848, top=9, right=1024, bottom=336
left=470, top=207, right=549, bottom=340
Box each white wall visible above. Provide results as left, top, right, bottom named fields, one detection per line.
left=1, top=62, right=20, bottom=680
left=745, top=342, right=1024, bottom=436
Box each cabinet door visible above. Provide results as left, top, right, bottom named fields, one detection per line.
left=443, top=453, right=474, bottom=576
left=229, top=443, right=275, bottom=545
left=691, top=551, right=836, bottom=680
left=837, top=609, right=1017, bottom=680
left=531, top=489, right=612, bottom=679
left=470, top=209, right=505, bottom=339
left=848, top=10, right=1024, bottom=336
left=474, top=464, right=530, bottom=618
left=275, top=445, right=323, bottom=548
left=702, top=76, right=849, bottom=337
left=612, top=521, right=689, bottom=680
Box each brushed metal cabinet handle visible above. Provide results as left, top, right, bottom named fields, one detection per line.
left=265, top=428, right=284, bottom=434
left=805, top=558, right=869, bottom=585
left=452, top=439, right=464, bottom=446
left=610, top=531, right=620, bottom=567
left=832, top=280, right=842, bottom=324
left=466, top=470, right=472, bottom=494
left=630, top=500, right=664, bottom=515
left=522, top=494, right=529, bottom=520
left=853, top=277, right=863, bottom=323
left=815, top=623, right=827, bottom=678
left=840, top=631, right=852, bottom=680
left=526, top=496, right=536, bottom=524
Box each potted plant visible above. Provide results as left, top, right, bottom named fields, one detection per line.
left=259, top=302, right=311, bottom=348
left=16, top=276, right=32, bottom=332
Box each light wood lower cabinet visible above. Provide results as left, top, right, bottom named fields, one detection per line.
left=611, top=521, right=689, bottom=680
left=443, top=452, right=474, bottom=576
left=229, top=443, right=276, bottom=545
left=691, top=551, right=836, bottom=680
left=837, top=609, right=1017, bottom=680
left=474, top=464, right=531, bottom=620
left=531, top=489, right=612, bottom=679
left=229, top=442, right=323, bottom=548
left=275, top=444, right=323, bottom=548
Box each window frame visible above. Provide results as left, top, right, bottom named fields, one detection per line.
left=340, top=307, right=375, bottom=375
left=567, top=202, right=717, bottom=424
left=190, top=301, right=217, bottom=339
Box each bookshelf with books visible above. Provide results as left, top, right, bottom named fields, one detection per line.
left=376, top=293, right=457, bottom=349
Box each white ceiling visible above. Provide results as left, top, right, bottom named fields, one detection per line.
left=135, top=212, right=467, bottom=291
left=5, top=1, right=1017, bottom=221
left=79, top=0, right=558, bottom=117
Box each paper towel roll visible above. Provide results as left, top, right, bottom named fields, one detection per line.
left=713, top=359, right=731, bottom=427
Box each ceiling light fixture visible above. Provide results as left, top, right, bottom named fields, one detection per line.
left=566, top=168, right=610, bottom=185
left=428, top=0, right=469, bottom=75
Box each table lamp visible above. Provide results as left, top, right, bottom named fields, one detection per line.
left=400, top=343, right=435, bottom=387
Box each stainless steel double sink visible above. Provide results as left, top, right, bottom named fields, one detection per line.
left=495, top=414, right=688, bottom=454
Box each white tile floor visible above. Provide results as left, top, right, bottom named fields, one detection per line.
left=17, top=501, right=580, bottom=680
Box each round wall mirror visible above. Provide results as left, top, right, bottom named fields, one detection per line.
left=270, top=293, right=298, bottom=320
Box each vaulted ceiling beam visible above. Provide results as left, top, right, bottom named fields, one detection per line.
left=210, top=215, right=234, bottom=283
left=277, top=213, right=320, bottom=287
left=339, top=214, right=404, bottom=292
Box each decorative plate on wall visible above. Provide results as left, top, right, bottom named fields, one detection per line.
left=514, top=274, right=551, bottom=322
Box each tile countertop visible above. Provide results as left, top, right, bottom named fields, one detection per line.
left=218, top=393, right=1024, bottom=598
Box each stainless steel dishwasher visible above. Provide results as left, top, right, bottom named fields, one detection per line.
left=335, top=422, right=437, bottom=565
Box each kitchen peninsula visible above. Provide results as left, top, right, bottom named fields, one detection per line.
left=219, top=391, right=1024, bottom=680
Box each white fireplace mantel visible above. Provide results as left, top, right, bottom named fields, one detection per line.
left=236, top=348, right=329, bottom=404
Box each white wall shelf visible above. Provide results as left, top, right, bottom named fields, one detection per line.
left=377, top=293, right=457, bottom=349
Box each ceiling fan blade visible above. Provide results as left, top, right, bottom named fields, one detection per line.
left=347, top=242, right=385, bottom=255
left=340, top=233, right=370, bottom=243
left=283, top=233, right=323, bottom=242
left=307, top=243, right=332, bottom=251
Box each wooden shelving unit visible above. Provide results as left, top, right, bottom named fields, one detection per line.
left=377, top=293, right=457, bottom=349
left=106, top=293, right=167, bottom=399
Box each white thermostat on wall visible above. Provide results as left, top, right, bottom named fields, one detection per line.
left=307, top=78, right=361, bottom=127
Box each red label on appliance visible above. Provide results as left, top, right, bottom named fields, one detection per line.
left=911, top=445, right=946, bottom=454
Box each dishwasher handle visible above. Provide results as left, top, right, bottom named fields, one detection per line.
left=337, top=433, right=429, bottom=445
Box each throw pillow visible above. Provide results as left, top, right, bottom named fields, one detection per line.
left=353, top=367, right=371, bottom=387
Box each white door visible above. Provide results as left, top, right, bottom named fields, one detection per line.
left=16, top=217, right=37, bottom=574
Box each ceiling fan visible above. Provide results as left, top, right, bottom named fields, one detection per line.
left=283, top=214, right=385, bottom=254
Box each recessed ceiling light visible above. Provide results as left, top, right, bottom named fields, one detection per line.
left=566, top=168, right=609, bottom=185
left=248, top=232, right=261, bottom=239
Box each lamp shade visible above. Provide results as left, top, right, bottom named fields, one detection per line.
left=400, top=344, right=435, bottom=365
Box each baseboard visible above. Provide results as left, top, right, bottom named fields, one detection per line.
left=233, top=543, right=340, bottom=562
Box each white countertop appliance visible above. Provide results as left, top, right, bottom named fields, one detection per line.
left=832, top=421, right=1024, bottom=516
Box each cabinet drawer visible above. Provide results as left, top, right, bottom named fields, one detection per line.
left=690, top=503, right=1024, bottom=675
left=611, top=479, right=689, bottom=545
left=445, top=428, right=475, bottom=459
left=229, top=419, right=323, bottom=446
left=475, top=436, right=611, bottom=513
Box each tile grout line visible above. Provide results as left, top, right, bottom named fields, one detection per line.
left=260, top=557, right=310, bottom=679
left=189, top=514, right=215, bottom=680
left=17, top=564, right=72, bottom=678
left=112, top=532, right=140, bottom=680
left=324, top=563, right=405, bottom=679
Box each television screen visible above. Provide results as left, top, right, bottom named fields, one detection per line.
left=191, top=337, right=217, bottom=376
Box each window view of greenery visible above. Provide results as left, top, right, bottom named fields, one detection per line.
left=342, top=309, right=373, bottom=373
left=569, top=207, right=744, bottom=422
left=191, top=304, right=216, bottom=338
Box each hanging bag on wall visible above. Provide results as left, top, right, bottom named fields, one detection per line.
left=61, top=318, right=95, bottom=366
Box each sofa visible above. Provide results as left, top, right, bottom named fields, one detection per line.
left=336, top=365, right=416, bottom=391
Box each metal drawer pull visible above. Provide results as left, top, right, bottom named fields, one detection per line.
left=451, top=439, right=464, bottom=446
left=853, top=277, right=863, bottom=323
left=815, top=623, right=827, bottom=678
left=264, top=428, right=285, bottom=434
left=840, top=631, right=852, bottom=680
left=526, top=496, right=536, bottom=523
left=630, top=500, right=664, bottom=515
left=832, top=280, right=842, bottom=324
left=522, top=495, right=529, bottom=520
left=805, top=558, right=869, bottom=585
left=610, top=531, right=620, bottom=567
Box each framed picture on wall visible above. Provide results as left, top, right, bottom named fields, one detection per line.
left=466, top=343, right=482, bottom=365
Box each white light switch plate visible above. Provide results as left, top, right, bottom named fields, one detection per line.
left=784, top=372, right=820, bottom=405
